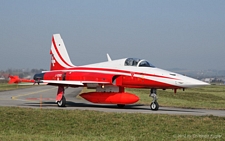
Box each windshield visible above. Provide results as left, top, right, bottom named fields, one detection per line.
left=124, top=58, right=155, bottom=67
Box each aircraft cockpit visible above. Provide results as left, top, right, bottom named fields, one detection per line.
left=124, top=58, right=155, bottom=67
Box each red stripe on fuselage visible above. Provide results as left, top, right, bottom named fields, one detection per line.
left=53, top=66, right=180, bottom=80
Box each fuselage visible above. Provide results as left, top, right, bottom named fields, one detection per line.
left=81, top=58, right=208, bottom=89
left=37, top=58, right=209, bottom=89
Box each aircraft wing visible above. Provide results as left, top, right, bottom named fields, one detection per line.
left=40, top=80, right=84, bottom=85
left=40, top=80, right=111, bottom=86
left=34, top=71, right=117, bottom=86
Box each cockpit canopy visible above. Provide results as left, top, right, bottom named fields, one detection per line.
left=124, top=58, right=155, bottom=67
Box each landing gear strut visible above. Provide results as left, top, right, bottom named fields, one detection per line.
left=56, top=86, right=66, bottom=107
left=149, top=89, right=159, bottom=111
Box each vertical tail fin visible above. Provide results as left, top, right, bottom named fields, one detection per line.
left=50, top=34, right=75, bottom=70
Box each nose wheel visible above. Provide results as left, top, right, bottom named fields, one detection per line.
left=150, top=89, right=159, bottom=111
left=150, top=101, right=159, bottom=110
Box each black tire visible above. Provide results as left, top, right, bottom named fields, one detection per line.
left=150, top=101, right=159, bottom=111
left=57, top=96, right=66, bottom=107
left=117, top=104, right=125, bottom=108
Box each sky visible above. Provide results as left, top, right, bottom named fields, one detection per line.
left=0, top=0, right=225, bottom=71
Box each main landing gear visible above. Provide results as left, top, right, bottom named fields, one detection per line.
left=56, top=86, right=66, bottom=107
left=57, top=96, right=66, bottom=107
left=150, top=89, right=159, bottom=111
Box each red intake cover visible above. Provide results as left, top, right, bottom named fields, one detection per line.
left=80, top=92, right=139, bottom=104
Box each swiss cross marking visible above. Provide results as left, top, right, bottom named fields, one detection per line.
left=51, top=55, right=56, bottom=66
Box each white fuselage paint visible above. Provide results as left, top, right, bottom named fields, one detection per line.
left=80, top=58, right=208, bottom=88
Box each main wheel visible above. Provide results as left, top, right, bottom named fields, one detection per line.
left=150, top=101, right=159, bottom=111
left=117, top=104, right=125, bottom=108
left=57, top=96, right=66, bottom=107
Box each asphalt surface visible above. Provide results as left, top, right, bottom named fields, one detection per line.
left=0, top=86, right=225, bottom=117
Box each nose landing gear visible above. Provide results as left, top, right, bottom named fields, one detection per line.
left=150, top=89, right=159, bottom=111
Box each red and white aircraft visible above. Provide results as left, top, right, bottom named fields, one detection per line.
left=33, top=34, right=209, bottom=110
left=8, top=75, right=35, bottom=84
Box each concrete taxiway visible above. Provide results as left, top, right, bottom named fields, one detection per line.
left=0, top=86, right=225, bottom=117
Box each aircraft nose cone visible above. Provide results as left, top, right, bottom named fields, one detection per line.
left=192, top=80, right=210, bottom=86
left=182, top=77, right=210, bottom=88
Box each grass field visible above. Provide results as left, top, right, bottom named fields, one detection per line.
left=0, top=84, right=225, bottom=140
left=0, top=107, right=224, bottom=141
left=0, top=83, right=32, bottom=91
